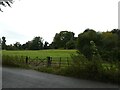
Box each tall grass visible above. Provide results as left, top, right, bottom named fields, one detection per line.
left=2, top=55, right=29, bottom=68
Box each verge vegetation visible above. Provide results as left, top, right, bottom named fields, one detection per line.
left=1, top=29, right=120, bottom=85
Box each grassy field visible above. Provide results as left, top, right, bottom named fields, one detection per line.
left=2, top=49, right=120, bottom=84
left=2, top=50, right=76, bottom=59
left=2, top=49, right=77, bottom=68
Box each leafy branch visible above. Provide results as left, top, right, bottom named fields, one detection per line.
left=0, top=0, right=14, bottom=12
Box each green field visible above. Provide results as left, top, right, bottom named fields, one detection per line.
left=2, top=50, right=77, bottom=67
left=2, top=50, right=76, bottom=59
left=2, top=50, right=120, bottom=84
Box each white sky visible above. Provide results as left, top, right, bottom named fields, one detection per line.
left=0, top=0, right=119, bottom=45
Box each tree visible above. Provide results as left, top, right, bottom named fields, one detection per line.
left=111, top=29, right=120, bottom=38
left=2, top=36, right=6, bottom=50
left=53, top=31, right=75, bottom=49
left=101, top=32, right=118, bottom=51
left=6, top=44, right=14, bottom=50
left=66, top=40, right=76, bottom=49
left=44, top=41, right=49, bottom=49
left=0, top=0, right=14, bottom=12
left=13, top=42, right=21, bottom=50
left=100, top=31, right=119, bottom=61
left=77, top=29, right=101, bottom=60
left=30, top=36, right=43, bottom=50
left=111, top=29, right=120, bottom=50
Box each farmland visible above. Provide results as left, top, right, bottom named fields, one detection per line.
left=2, top=50, right=76, bottom=59
left=2, top=49, right=120, bottom=84
left=2, top=50, right=77, bottom=67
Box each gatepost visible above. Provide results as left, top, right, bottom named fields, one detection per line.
left=47, top=56, right=52, bottom=67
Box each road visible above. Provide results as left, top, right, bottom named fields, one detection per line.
left=2, top=67, right=119, bottom=88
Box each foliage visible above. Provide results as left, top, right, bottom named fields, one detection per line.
left=0, top=0, right=14, bottom=12
left=99, top=31, right=119, bottom=61
left=66, top=40, right=76, bottom=49
left=13, top=42, right=22, bottom=50
left=65, top=50, right=120, bottom=84
left=101, top=32, right=118, bottom=51
left=1, top=29, right=120, bottom=62
left=5, top=36, right=44, bottom=50
left=52, top=31, right=75, bottom=49
left=2, top=49, right=120, bottom=84
left=2, top=36, right=6, bottom=50
left=90, top=40, right=101, bottom=60
left=63, top=41, right=120, bottom=84
left=77, top=29, right=120, bottom=61
left=2, top=55, right=28, bottom=68
left=44, top=41, right=49, bottom=49
left=29, top=36, right=43, bottom=50
left=77, top=29, right=101, bottom=60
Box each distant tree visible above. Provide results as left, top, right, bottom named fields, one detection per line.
left=21, top=44, right=26, bottom=50
left=2, top=36, right=6, bottom=50
left=52, top=33, right=60, bottom=49
left=66, top=40, right=76, bottom=49
left=6, top=44, right=14, bottom=50
left=13, top=42, right=21, bottom=50
left=44, top=41, right=49, bottom=49
left=30, top=36, right=43, bottom=50
left=53, top=31, right=75, bottom=49
left=49, top=42, right=56, bottom=49
left=21, top=41, right=32, bottom=50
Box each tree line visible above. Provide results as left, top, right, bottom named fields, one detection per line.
left=1, top=30, right=77, bottom=50
left=1, top=28, right=120, bottom=61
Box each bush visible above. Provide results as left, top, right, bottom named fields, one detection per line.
left=66, top=50, right=120, bottom=84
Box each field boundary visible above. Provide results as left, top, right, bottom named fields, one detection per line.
left=2, top=55, right=72, bottom=68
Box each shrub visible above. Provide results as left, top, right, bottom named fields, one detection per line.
left=66, top=43, right=120, bottom=84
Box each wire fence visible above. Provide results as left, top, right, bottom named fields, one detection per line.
left=27, top=56, right=72, bottom=68
left=2, top=55, right=72, bottom=68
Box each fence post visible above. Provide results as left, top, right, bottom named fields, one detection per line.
left=67, top=57, right=69, bottom=66
left=59, top=57, right=61, bottom=68
left=43, top=59, right=44, bottom=66
left=51, top=57, right=52, bottom=66
left=47, top=56, right=51, bottom=67
left=25, top=56, right=28, bottom=64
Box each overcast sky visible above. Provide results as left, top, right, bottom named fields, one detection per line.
left=0, top=0, right=119, bottom=45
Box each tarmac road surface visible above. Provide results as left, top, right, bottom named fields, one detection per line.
left=2, top=67, right=119, bottom=88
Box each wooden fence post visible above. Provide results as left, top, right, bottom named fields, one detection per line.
left=67, top=57, right=69, bottom=66
left=25, top=56, right=28, bottom=64
left=47, top=56, right=51, bottom=67
left=43, top=59, right=44, bottom=66
left=59, top=57, right=61, bottom=68
left=50, top=57, right=52, bottom=66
